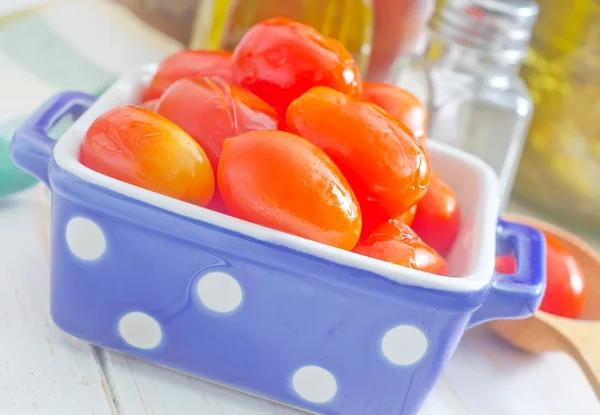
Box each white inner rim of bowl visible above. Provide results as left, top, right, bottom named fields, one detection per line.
left=53, top=64, right=499, bottom=292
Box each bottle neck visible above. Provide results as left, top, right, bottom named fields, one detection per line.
left=423, top=33, right=525, bottom=80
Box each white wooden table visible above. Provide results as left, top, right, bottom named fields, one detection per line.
left=0, top=188, right=599, bottom=415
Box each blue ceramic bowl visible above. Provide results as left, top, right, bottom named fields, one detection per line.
left=11, top=66, right=546, bottom=415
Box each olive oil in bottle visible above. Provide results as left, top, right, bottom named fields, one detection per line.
left=188, top=0, right=373, bottom=75
left=514, top=0, right=600, bottom=229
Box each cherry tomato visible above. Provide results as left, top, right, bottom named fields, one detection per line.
left=354, top=221, right=448, bottom=276
left=494, top=231, right=586, bottom=319
left=156, top=77, right=280, bottom=170
left=393, top=205, right=417, bottom=226
left=362, top=82, right=427, bottom=142
left=411, top=171, right=461, bottom=255
left=494, top=255, right=516, bottom=274
left=80, top=106, right=214, bottom=206
left=142, top=50, right=234, bottom=101
left=286, top=86, right=430, bottom=221
left=205, top=193, right=229, bottom=215
left=232, top=17, right=362, bottom=116
left=218, top=130, right=361, bottom=250
left=541, top=232, right=586, bottom=318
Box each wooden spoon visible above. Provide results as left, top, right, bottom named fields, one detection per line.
left=489, top=213, right=600, bottom=399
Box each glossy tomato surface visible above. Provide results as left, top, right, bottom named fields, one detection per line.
left=362, top=82, right=427, bottom=142
left=287, top=86, right=430, bottom=221
left=232, top=17, right=362, bottom=116
left=541, top=232, right=586, bottom=318
left=354, top=221, right=448, bottom=276
left=494, top=231, right=586, bottom=319
left=80, top=106, right=214, bottom=206
left=142, top=50, right=233, bottom=101
left=218, top=130, right=361, bottom=250
left=411, top=171, right=461, bottom=255
left=157, top=77, right=280, bottom=170
left=393, top=205, right=417, bottom=226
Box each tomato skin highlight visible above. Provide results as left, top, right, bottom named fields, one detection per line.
left=362, top=82, right=427, bottom=143
left=142, top=50, right=234, bottom=101
left=156, top=77, right=280, bottom=171
left=286, top=86, right=430, bottom=221
left=218, top=130, right=362, bottom=250
left=80, top=106, right=214, bottom=206
left=354, top=221, right=448, bottom=276
left=232, top=17, right=362, bottom=116
left=411, top=172, right=461, bottom=255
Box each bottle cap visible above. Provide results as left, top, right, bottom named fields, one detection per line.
left=431, top=0, right=539, bottom=63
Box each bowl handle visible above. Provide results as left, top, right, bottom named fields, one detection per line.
left=468, top=218, right=546, bottom=328
left=11, top=91, right=96, bottom=186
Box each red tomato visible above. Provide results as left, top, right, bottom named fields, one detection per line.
left=218, top=130, right=361, bottom=250
left=205, top=193, right=229, bottom=215
left=494, top=231, right=586, bottom=319
left=156, top=77, right=280, bottom=170
left=362, top=82, right=427, bottom=142
left=142, top=50, right=233, bottom=101
left=80, top=106, right=214, bottom=206
left=411, top=171, right=461, bottom=255
left=494, top=255, right=517, bottom=274
left=541, top=232, right=586, bottom=318
left=393, top=205, right=417, bottom=226
left=286, top=86, right=430, bottom=221
left=354, top=221, right=448, bottom=276
left=232, top=17, right=362, bottom=116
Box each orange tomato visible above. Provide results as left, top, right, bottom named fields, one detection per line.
left=80, top=106, right=214, bottom=206
left=156, top=77, right=280, bottom=170
left=286, top=86, right=430, bottom=221
left=362, top=82, right=427, bottom=142
left=142, top=50, right=234, bottom=101
left=411, top=172, right=461, bottom=255
left=393, top=205, right=417, bottom=226
left=231, top=17, right=362, bottom=116
left=354, top=221, right=448, bottom=276
left=218, top=130, right=361, bottom=250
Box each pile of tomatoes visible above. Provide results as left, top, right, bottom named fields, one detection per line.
left=80, top=17, right=462, bottom=277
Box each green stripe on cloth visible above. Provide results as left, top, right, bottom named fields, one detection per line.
left=0, top=82, right=105, bottom=196
left=0, top=14, right=116, bottom=92
left=0, top=117, right=37, bottom=196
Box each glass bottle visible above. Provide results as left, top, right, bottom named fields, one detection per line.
left=392, top=0, right=538, bottom=208
left=188, top=0, right=374, bottom=75
left=514, top=0, right=600, bottom=231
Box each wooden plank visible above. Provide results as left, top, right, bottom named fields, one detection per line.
left=98, top=330, right=600, bottom=415
left=0, top=191, right=117, bottom=414
left=32, top=187, right=600, bottom=414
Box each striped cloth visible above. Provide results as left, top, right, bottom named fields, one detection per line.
left=0, top=0, right=181, bottom=196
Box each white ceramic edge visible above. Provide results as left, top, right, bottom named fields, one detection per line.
left=52, top=64, right=499, bottom=293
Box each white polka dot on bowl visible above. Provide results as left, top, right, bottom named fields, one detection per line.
left=196, top=272, right=243, bottom=313
left=118, top=312, right=162, bottom=350
left=381, top=325, right=428, bottom=366
left=66, top=217, right=106, bottom=261
left=292, top=365, right=337, bottom=404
